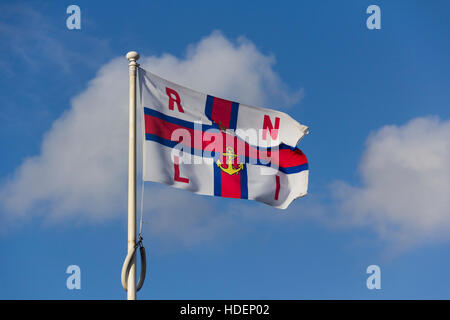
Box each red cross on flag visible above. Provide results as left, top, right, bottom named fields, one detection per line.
left=139, top=68, right=309, bottom=209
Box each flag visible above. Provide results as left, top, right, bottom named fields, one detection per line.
left=139, top=68, right=309, bottom=209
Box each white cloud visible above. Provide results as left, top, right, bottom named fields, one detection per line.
left=0, top=58, right=129, bottom=224
left=141, top=186, right=235, bottom=247
left=142, top=31, right=302, bottom=108
left=0, top=4, right=110, bottom=74
left=0, top=32, right=302, bottom=243
left=333, top=117, right=450, bottom=249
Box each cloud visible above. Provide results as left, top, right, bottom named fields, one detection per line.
left=142, top=31, right=302, bottom=108
left=0, top=58, right=129, bottom=224
left=332, top=117, right=450, bottom=250
left=141, top=186, right=235, bottom=247
left=0, top=32, right=302, bottom=244
left=0, top=3, right=110, bottom=74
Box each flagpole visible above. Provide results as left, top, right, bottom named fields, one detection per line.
left=126, top=51, right=139, bottom=300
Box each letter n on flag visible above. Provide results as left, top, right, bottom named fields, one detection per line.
left=139, top=68, right=309, bottom=209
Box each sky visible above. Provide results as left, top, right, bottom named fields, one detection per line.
left=1, top=0, right=450, bottom=299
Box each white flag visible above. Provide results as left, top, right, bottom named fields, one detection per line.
left=139, top=68, right=309, bottom=209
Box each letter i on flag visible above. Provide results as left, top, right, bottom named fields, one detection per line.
left=139, top=68, right=309, bottom=209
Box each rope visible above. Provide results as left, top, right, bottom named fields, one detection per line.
left=138, top=65, right=146, bottom=239
left=121, top=235, right=147, bottom=292
left=139, top=175, right=145, bottom=236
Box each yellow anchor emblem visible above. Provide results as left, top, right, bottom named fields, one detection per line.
left=216, top=146, right=244, bottom=175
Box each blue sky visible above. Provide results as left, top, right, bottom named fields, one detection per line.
left=1, top=0, right=450, bottom=299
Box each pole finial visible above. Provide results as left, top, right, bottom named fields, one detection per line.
left=126, top=51, right=140, bottom=62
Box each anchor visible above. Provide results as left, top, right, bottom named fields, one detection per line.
left=216, top=146, right=244, bottom=175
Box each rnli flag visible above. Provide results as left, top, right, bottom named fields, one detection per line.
left=139, top=68, right=309, bottom=209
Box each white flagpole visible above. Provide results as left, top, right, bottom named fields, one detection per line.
left=126, top=51, right=139, bottom=300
